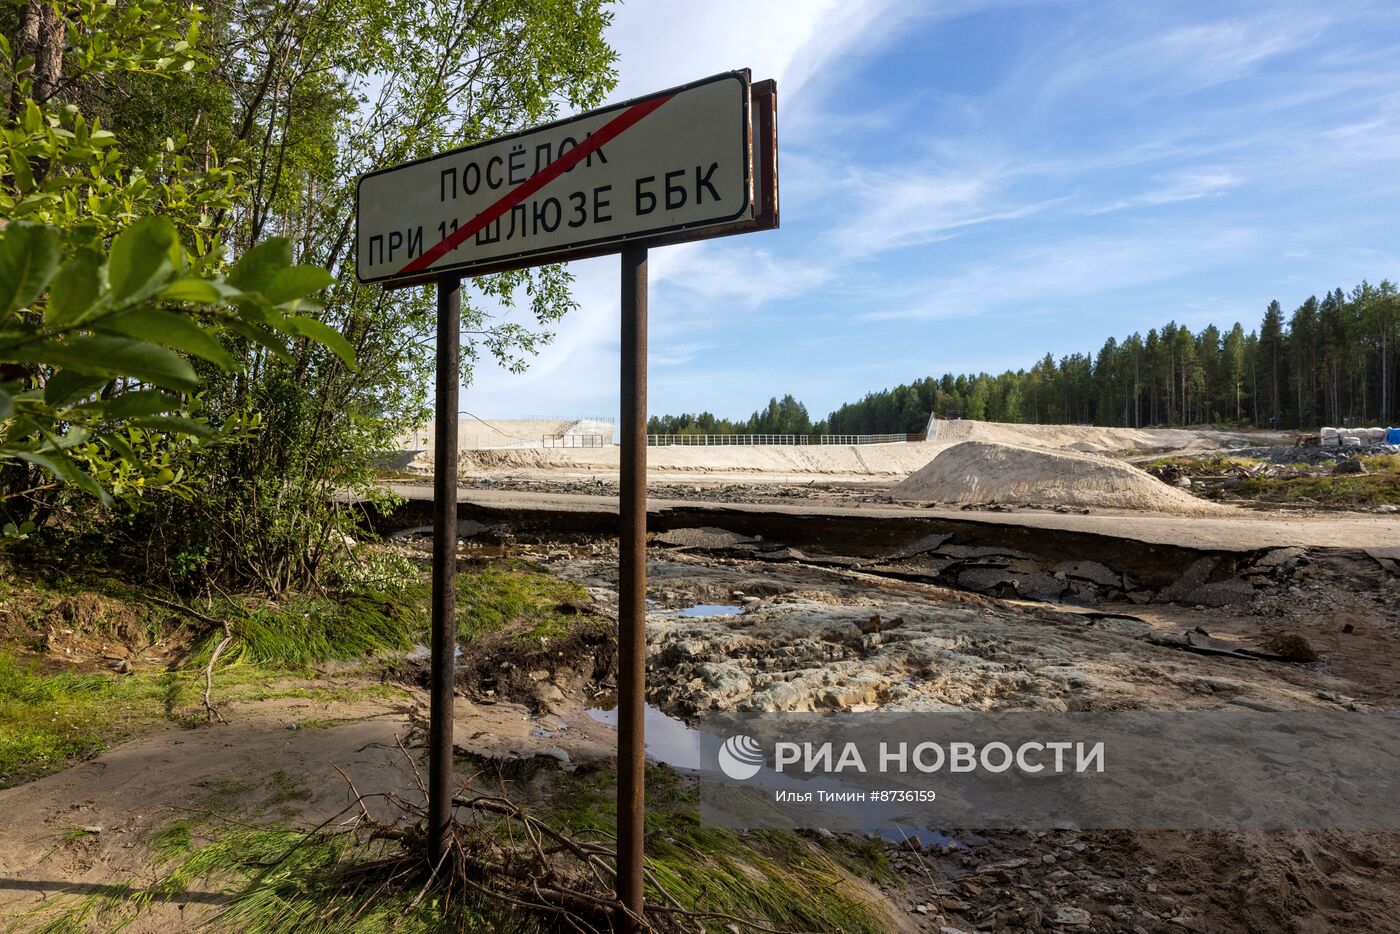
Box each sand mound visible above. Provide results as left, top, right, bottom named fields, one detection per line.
left=893, top=441, right=1234, bottom=515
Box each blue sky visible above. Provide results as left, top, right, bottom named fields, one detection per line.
left=466, top=0, right=1400, bottom=422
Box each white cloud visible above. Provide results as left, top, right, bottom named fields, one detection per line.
left=1085, top=168, right=1242, bottom=214
left=857, top=223, right=1260, bottom=323
left=831, top=160, right=1067, bottom=257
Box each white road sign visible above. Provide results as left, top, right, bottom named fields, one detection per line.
left=356, top=70, right=762, bottom=286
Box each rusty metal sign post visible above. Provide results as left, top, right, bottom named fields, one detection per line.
left=356, top=70, right=777, bottom=930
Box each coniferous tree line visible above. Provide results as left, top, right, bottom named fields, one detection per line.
left=829, top=280, right=1398, bottom=433
left=648, top=394, right=819, bottom=435
left=652, top=280, right=1399, bottom=437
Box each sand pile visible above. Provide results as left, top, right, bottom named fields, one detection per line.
left=893, top=441, right=1234, bottom=515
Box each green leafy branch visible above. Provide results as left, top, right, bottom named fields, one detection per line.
left=0, top=215, right=355, bottom=503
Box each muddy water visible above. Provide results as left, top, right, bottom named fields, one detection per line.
left=664, top=604, right=743, bottom=617
left=584, top=704, right=954, bottom=847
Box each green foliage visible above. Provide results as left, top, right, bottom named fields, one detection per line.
left=128, top=764, right=893, bottom=934
left=94, top=0, right=619, bottom=592
left=0, top=0, right=352, bottom=535
left=153, top=829, right=499, bottom=934
left=1, top=0, right=616, bottom=600
left=552, top=768, right=895, bottom=933
left=0, top=217, right=342, bottom=505
left=649, top=393, right=816, bottom=437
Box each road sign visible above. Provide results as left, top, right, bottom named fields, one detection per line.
left=357, top=70, right=774, bottom=288
left=360, top=71, right=777, bottom=934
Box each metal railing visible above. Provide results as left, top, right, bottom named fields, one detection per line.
left=403, top=430, right=924, bottom=449
left=542, top=434, right=610, bottom=448
left=524, top=414, right=616, bottom=424
left=820, top=433, right=913, bottom=445
left=648, top=434, right=809, bottom=446
left=647, top=433, right=924, bottom=446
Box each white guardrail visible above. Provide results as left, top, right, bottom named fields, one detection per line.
left=646, top=433, right=919, bottom=446
left=542, top=434, right=610, bottom=448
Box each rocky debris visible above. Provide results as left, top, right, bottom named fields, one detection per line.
left=1147, top=445, right=1395, bottom=501
left=1262, top=631, right=1318, bottom=663
left=863, top=535, right=1301, bottom=609
left=1159, top=558, right=1217, bottom=602
left=1252, top=546, right=1306, bottom=569
left=1143, top=628, right=1315, bottom=664
left=388, top=520, right=489, bottom=541
left=653, top=523, right=1306, bottom=611
left=639, top=585, right=1305, bottom=715
left=652, top=527, right=760, bottom=549
left=887, top=533, right=955, bottom=560
left=1054, top=905, right=1091, bottom=926
left=875, top=828, right=1216, bottom=934
left=752, top=545, right=808, bottom=562
left=1054, top=560, right=1123, bottom=588
left=1232, top=442, right=1398, bottom=465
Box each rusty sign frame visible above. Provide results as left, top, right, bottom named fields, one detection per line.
left=359, top=72, right=777, bottom=934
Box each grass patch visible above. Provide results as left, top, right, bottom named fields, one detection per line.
left=162, top=828, right=501, bottom=934
left=550, top=766, right=895, bottom=933
left=188, top=585, right=429, bottom=669
left=0, top=652, right=409, bottom=789
left=1144, top=454, right=1258, bottom=470
left=14, top=764, right=898, bottom=933
left=455, top=560, right=591, bottom=643
left=0, top=654, right=171, bottom=788
left=1237, top=471, right=1400, bottom=506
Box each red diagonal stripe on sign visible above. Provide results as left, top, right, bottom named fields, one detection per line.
left=396, top=93, right=676, bottom=277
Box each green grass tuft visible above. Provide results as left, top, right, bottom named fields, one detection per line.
left=188, top=585, right=429, bottom=669
left=551, top=766, right=895, bottom=933
left=1238, top=454, right=1400, bottom=506
left=151, top=828, right=502, bottom=934
left=454, top=560, right=591, bottom=643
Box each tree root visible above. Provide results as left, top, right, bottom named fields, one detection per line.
left=202, top=621, right=233, bottom=723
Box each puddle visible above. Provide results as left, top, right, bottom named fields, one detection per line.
left=585, top=704, right=954, bottom=847
left=407, top=643, right=462, bottom=661
left=661, top=604, right=744, bottom=618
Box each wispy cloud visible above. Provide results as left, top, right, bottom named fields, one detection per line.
left=824, top=160, right=1068, bottom=257
left=1085, top=168, right=1243, bottom=214
left=857, top=223, right=1260, bottom=323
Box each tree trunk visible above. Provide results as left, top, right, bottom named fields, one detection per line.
left=11, top=0, right=66, bottom=113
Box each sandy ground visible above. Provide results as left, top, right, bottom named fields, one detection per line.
left=0, top=686, right=625, bottom=931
